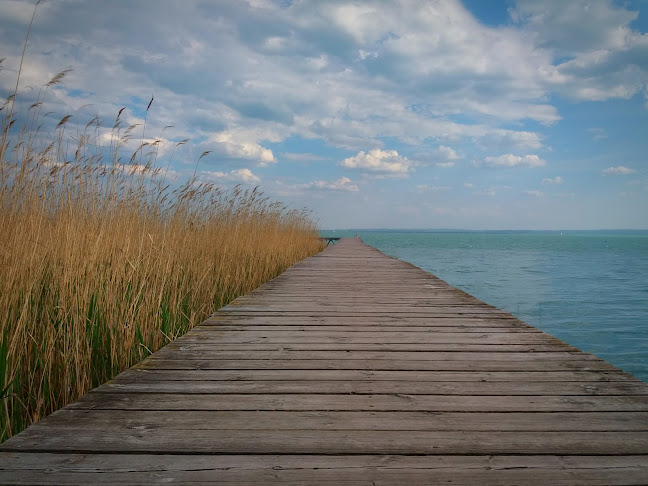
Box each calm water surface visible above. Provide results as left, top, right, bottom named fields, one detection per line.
left=320, top=230, right=648, bottom=382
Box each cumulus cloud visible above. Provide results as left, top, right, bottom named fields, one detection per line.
left=200, top=168, right=261, bottom=184
left=510, top=0, right=638, bottom=54
left=542, top=176, right=564, bottom=184
left=511, top=0, right=648, bottom=103
left=0, top=0, right=562, bottom=171
left=302, top=177, right=359, bottom=192
left=341, top=149, right=413, bottom=176
left=434, top=145, right=459, bottom=168
left=485, top=130, right=544, bottom=151
left=209, top=132, right=276, bottom=166
left=437, top=145, right=459, bottom=160
left=480, top=154, right=546, bottom=168
left=602, top=166, right=636, bottom=175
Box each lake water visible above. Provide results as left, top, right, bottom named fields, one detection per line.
left=320, top=230, right=648, bottom=382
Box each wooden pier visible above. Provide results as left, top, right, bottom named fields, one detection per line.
left=1, top=237, right=647, bottom=484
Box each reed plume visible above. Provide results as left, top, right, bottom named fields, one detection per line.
left=0, top=72, right=322, bottom=441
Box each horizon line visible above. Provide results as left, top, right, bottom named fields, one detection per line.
left=319, top=228, right=648, bottom=232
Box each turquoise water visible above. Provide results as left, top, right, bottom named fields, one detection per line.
left=320, top=230, right=648, bottom=382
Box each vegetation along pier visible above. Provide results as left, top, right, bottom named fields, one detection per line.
left=1, top=237, right=647, bottom=484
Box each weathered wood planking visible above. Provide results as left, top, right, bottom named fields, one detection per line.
left=1, top=237, right=647, bottom=484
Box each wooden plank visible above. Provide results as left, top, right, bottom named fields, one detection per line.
left=65, top=392, right=648, bottom=412
left=4, top=429, right=648, bottom=455
left=114, top=368, right=642, bottom=382
left=216, top=308, right=513, bottom=315
left=204, top=314, right=525, bottom=321
left=217, top=308, right=513, bottom=314
left=160, top=343, right=581, bottom=352
left=1, top=453, right=646, bottom=485
left=167, top=332, right=567, bottom=344
left=192, top=325, right=542, bottom=332
left=132, top=358, right=618, bottom=371
left=16, top=409, right=648, bottom=432
left=201, top=320, right=535, bottom=328
left=147, top=350, right=596, bottom=361
left=94, top=380, right=648, bottom=395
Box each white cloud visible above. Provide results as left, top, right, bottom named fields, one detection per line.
left=200, top=168, right=261, bottom=184
left=282, top=152, right=326, bottom=162
left=263, top=36, right=287, bottom=51
left=510, top=0, right=648, bottom=103
left=244, top=0, right=277, bottom=9
left=463, top=182, right=473, bottom=188
left=557, top=56, right=647, bottom=102
left=433, top=145, right=459, bottom=168
left=542, top=176, right=564, bottom=184
left=271, top=176, right=359, bottom=198
left=302, top=177, right=359, bottom=192
left=510, top=0, right=638, bottom=54
left=481, top=154, right=546, bottom=168
left=0, top=0, right=38, bottom=25
left=486, top=130, right=544, bottom=151
left=523, top=190, right=544, bottom=197
left=437, top=145, right=460, bottom=160
left=341, top=149, right=413, bottom=175
left=602, top=166, right=636, bottom=175
left=94, top=127, right=177, bottom=160
left=209, top=131, right=276, bottom=166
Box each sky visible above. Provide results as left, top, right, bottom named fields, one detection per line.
left=1, top=0, right=647, bottom=230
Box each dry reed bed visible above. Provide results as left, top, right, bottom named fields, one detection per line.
left=0, top=65, right=322, bottom=441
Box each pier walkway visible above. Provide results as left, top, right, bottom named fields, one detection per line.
left=1, top=238, right=648, bottom=484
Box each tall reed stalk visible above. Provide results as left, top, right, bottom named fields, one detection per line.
left=0, top=66, right=322, bottom=441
